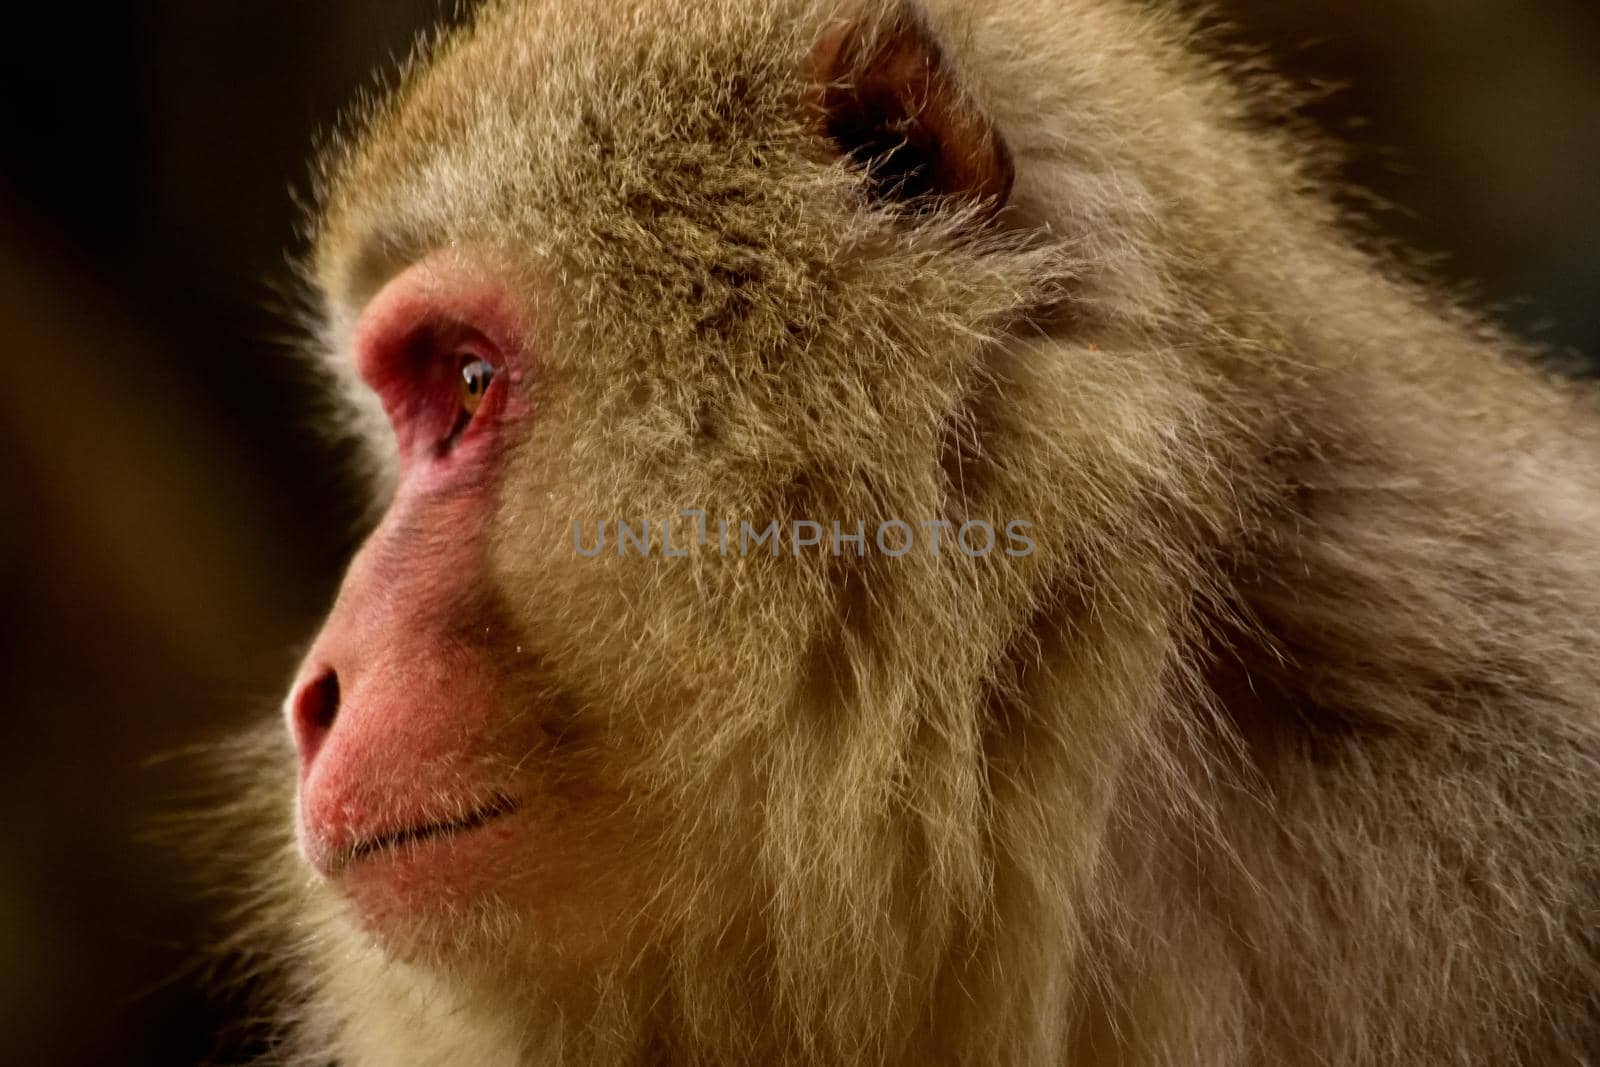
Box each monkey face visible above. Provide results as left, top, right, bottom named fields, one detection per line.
left=285, top=0, right=1073, bottom=965
left=286, top=249, right=641, bottom=957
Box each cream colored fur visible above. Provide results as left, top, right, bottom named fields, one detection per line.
left=209, top=1, right=1600, bottom=1063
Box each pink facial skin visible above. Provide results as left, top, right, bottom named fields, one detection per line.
left=286, top=251, right=538, bottom=917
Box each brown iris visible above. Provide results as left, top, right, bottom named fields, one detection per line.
left=457, top=356, right=496, bottom=417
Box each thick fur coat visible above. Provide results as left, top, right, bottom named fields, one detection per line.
left=210, top=0, right=1600, bottom=1063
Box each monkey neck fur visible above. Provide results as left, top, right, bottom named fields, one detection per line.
left=209, top=0, right=1600, bottom=1064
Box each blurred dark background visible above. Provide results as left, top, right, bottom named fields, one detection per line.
left=0, top=2, right=1595, bottom=1064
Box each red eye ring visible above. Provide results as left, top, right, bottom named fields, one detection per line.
left=353, top=253, right=532, bottom=468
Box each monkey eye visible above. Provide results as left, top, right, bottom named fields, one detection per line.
left=457, top=356, right=497, bottom=417
left=437, top=353, right=499, bottom=455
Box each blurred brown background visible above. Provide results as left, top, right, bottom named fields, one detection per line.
left=0, top=2, right=1596, bottom=1064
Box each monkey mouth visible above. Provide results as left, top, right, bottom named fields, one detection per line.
left=334, top=793, right=521, bottom=873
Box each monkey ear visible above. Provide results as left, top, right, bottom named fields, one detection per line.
left=812, top=4, right=1014, bottom=218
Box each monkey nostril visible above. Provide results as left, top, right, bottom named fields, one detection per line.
left=292, top=669, right=341, bottom=769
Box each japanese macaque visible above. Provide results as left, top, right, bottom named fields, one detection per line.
left=208, top=0, right=1600, bottom=1063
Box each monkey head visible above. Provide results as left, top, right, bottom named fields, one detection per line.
left=280, top=0, right=1244, bottom=1014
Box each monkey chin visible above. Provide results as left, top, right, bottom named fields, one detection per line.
left=320, top=795, right=640, bottom=968
left=327, top=803, right=528, bottom=949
